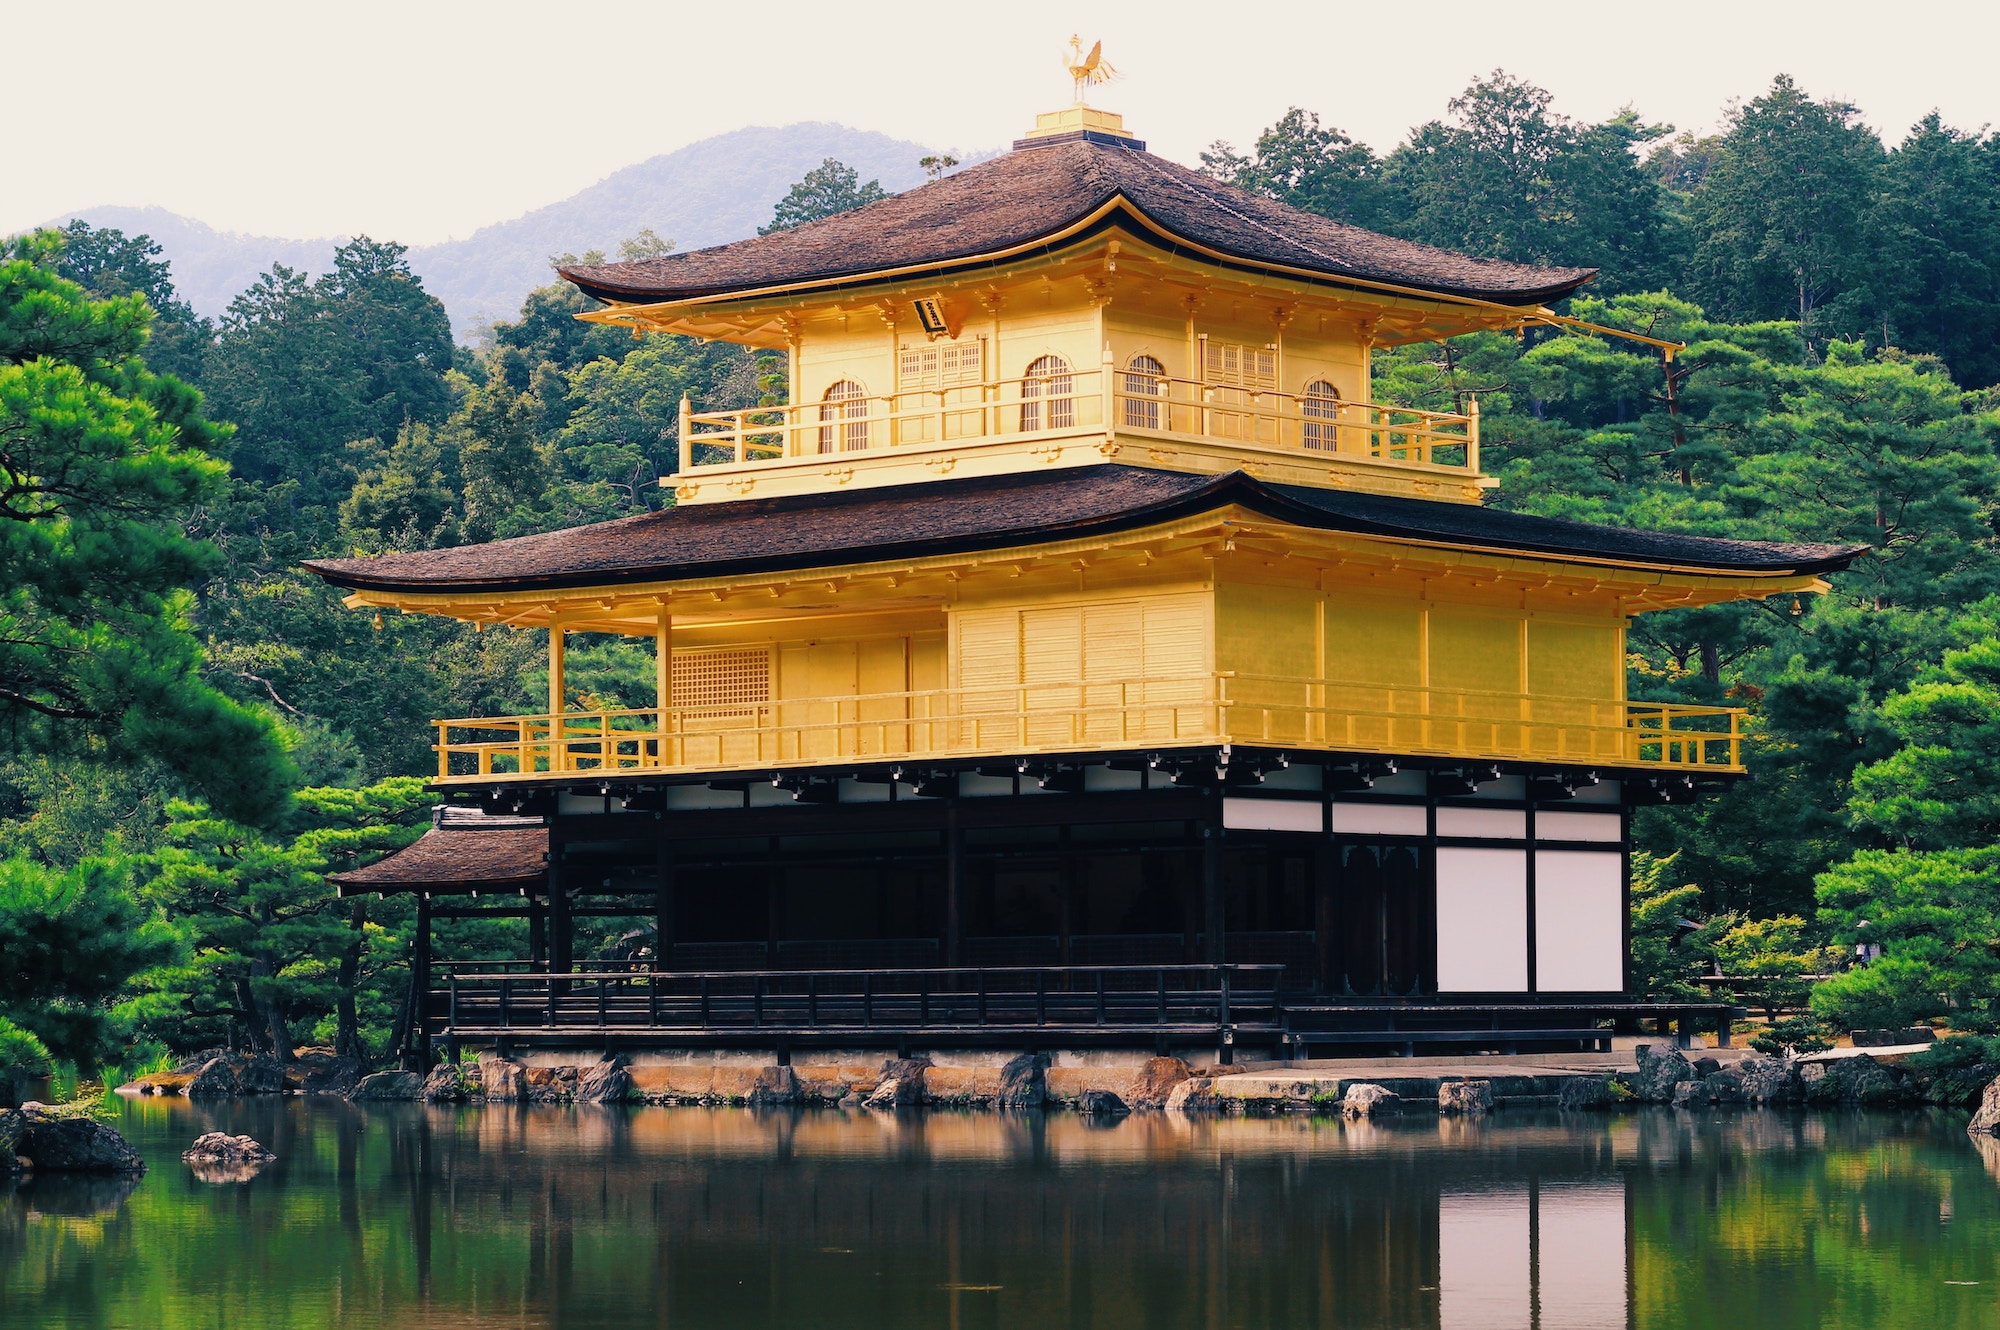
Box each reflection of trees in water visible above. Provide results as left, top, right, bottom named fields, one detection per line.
left=4, top=1105, right=2000, bottom=1329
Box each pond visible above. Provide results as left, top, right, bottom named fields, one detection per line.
left=3, top=1096, right=1998, bottom=1328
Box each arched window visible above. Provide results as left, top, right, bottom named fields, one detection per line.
left=818, top=380, right=868, bottom=453
left=1123, top=354, right=1165, bottom=430
left=1301, top=380, right=1342, bottom=451
left=1020, top=354, right=1074, bottom=432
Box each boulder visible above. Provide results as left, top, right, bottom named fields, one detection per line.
left=526, top=1065, right=579, bottom=1103
left=1807, top=1054, right=1912, bottom=1107
left=1075, top=1089, right=1129, bottom=1117
left=479, top=1053, right=528, bottom=1103
left=350, top=1070, right=424, bottom=1101
left=863, top=1058, right=932, bottom=1109
left=1164, top=1077, right=1219, bottom=1113
left=1631, top=1045, right=1695, bottom=1103
left=996, top=1053, right=1049, bottom=1110
left=1438, top=1080, right=1495, bottom=1116
left=0, top=1108, right=25, bottom=1168
left=15, top=1107, right=144, bottom=1173
left=1691, top=1057, right=1722, bottom=1078
left=1703, top=1071, right=1745, bottom=1104
left=1341, top=1083, right=1402, bottom=1118
left=182, top=1132, right=275, bottom=1166
left=182, top=1132, right=276, bottom=1181
left=1557, top=1076, right=1616, bottom=1111
left=577, top=1058, right=635, bottom=1105
left=1670, top=1080, right=1709, bottom=1109
left=1734, top=1055, right=1803, bottom=1104
left=1126, top=1057, right=1193, bottom=1110
left=746, top=1065, right=800, bottom=1108
left=1968, top=1076, right=2000, bottom=1134
left=183, top=1054, right=285, bottom=1098
left=295, top=1053, right=361, bottom=1097
left=421, top=1063, right=469, bottom=1103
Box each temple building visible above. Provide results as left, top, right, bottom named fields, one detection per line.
left=314, top=96, right=1862, bottom=1067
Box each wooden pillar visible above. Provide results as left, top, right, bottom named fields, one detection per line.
left=655, top=835, right=675, bottom=972
left=548, top=830, right=572, bottom=988
left=527, top=892, right=547, bottom=972
left=408, top=892, right=432, bottom=1071
left=1058, top=823, right=1075, bottom=969
left=654, top=605, right=672, bottom=766
left=944, top=800, right=963, bottom=968
left=1202, top=806, right=1224, bottom=966
left=548, top=614, right=567, bottom=772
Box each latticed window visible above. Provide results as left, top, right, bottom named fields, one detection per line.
left=672, top=648, right=771, bottom=717
left=1123, top=354, right=1164, bottom=429
left=1202, top=341, right=1276, bottom=389
left=1301, top=380, right=1342, bottom=450
left=1020, top=354, right=1074, bottom=432
left=899, top=339, right=983, bottom=391
left=818, top=380, right=868, bottom=453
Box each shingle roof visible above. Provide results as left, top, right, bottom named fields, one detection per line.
left=330, top=814, right=547, bottom=896
left=558, top=137, right=1597, bottom=307
left=302, top=466, right=1865, bottom=596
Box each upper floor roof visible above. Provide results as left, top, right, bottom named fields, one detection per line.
left=558, top=134, right=1598, bottom=312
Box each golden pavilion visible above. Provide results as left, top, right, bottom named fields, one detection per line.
left=314, top=92, right=1862, bottom=1067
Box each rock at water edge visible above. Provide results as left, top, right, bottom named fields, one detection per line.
left=1632, top=1046, right=1695, bottom=1103
left=996, top=1053, right=1049, bottom=1110
left=351, top=1070, right=425, bottom=1101
left=422, top=1063, right=469, bottom=1102
left=1670, top=1080, right=1709, bottom=1109
left=1557, top=1076, right=1615, bottom=1111
left=1968, top=1076, right=2000, bottom=1134
left=1076, top=1089, right=1129, bottom=1117
left=577, top=1058, right=635, bottom=1105
left=182, top=1132, right=276, bottom=1165
left=1342, top=1083, right=1401, bottom=1118
left=1126, top=1057, right=1192, bottom=1110
left=1164, top=1077, right=1218, bottom=1114
left=1734, top=1056, right=1802, bottom=1104
left=864, top=1058, right=932, bottom=1109
left=296, top=1053, right=361, bottom=1097
left=1438, top=1080, right=1494, bottom=1116
left=480, top=1053, right=527, bottom=1103
left=16, top=1109, right=145, bottom=1173
left=746, top=1065, right=800, bottom=1108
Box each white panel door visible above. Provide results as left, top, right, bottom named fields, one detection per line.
left=1436, top=847, right=1528, bottom=992
left=1535, top=850, right=1626, bottom=992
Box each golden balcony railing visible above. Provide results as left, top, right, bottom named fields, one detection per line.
left=678, top=367, right=1477, bottom=476
left=431, top=674, right=1742, bottom=784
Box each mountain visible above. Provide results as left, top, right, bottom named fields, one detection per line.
left=47, top=124, right=937, bottom=339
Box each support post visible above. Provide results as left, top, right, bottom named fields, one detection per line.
left=654, top=604, right=672, bottom=766
left=1201, top=806, right=1224, bottom=965
left=405, top=892, right=432, bottom=1071
left=527, top=892, right=547, bottom=972
left=944, top=799, right=963, bottom=969
left=548, top=613, right=567, bottom=772
left=548, top=831, right=572, bottom=994
left=655, top=835, right=675, bottom=974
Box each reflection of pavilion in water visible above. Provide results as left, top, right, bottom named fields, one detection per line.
left=1439, top=1182, right=1629, bottom=1330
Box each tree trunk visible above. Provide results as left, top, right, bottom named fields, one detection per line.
left=1700, top=637, right=1720, bottom=685
left=250, top=951, right=294, bottom=1063
left=335, top=899, right=366, bottom=1060
left=232, top=977, right=266, bottom=1056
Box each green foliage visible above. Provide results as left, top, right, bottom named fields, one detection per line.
left=760, top=158, right=888, bottom=233
left=1812, top=845, right=2000, bottom=1029
left=0, top=1015, right=52, bottom=1074
left=1, top=233, right=296, bottom=827
left=1749, top=1013, right=1834, bottom=1057
left=0, top=854, right=180, bottom=1064
left=1627, top=852, right=1712, bottom=1001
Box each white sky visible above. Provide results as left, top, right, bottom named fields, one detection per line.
left=5, top=0, right=1996, bottom=245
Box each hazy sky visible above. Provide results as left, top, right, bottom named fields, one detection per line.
left=6, top=0, right=1996, bottom=246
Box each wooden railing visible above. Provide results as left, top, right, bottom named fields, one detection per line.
left=432, top=674, right=1744, bottom=781
left=427, top=963, right=1286, bottom=1037
left=679, top=367, right=1478, bottom=476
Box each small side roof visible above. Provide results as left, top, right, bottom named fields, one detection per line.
left=303, top=465, right=1867, bottom=596
left=330, top=809, right=547, bottom=897
left=558, top=137, right=1597, bottom=309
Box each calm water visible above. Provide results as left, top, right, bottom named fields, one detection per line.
left=3, top=1095, right=1999, bottom=1328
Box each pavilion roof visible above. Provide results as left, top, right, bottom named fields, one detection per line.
left=303, top=465, right=1866, bottom=596
left=330, top=809, right=547, bottom=896
left=557, top=136, right=1598, bottom=308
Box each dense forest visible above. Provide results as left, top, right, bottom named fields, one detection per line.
left=6, top=73, right=2000, bottom=1076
